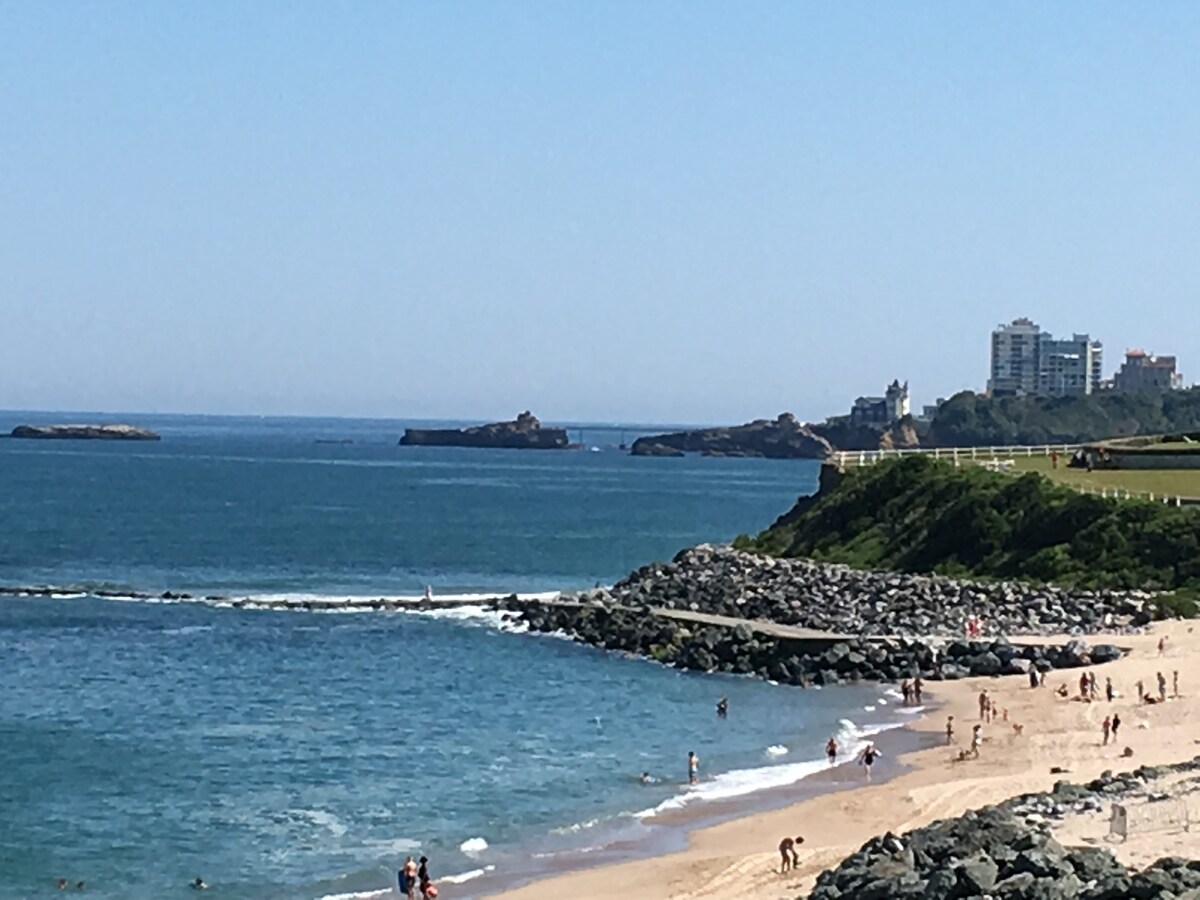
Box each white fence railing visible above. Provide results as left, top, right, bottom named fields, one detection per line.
left=833, top=444, right=1199, bottom=507
left=833, top=444, right=1080, bottom=468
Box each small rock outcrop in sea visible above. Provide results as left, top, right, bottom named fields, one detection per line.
left=500, top=599, right=1123, bottom=686
left=605, top=545, right=1150, bottom=637
left=399, top=411, right=570, bottom=450
left=630, top=413, right=834, bottom=459
left=807, top=759, right=1200, bottom=899
left=9, top=424, right=161, bottom=441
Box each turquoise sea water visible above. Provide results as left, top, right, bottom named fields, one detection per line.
left=0, top=414, right=904, bottom=899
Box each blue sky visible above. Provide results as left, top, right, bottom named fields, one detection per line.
left=2, top=2, right=1198, bottom=424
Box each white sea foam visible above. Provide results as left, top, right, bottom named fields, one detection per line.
left=459, top=836, right=489, bottom=854
left=441, top=865, right=495, bottom=884
left=635, top=718, right=902, bottom=820
left=766, top=745, right=789, bottom=757
left=293, top=808, right=348, bottom=838
left=316, top=891, right=391, bottom=900
left=161, top=624, right=214, bottom=635
left=361, top=837, right=420, bottom=855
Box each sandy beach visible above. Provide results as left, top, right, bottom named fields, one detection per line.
left=487, top=621, right=1200, bottom=900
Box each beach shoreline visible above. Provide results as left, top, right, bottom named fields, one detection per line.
left=483, top=621, right=1200, bottom=900
left=442, top=710, right=932, bottom=900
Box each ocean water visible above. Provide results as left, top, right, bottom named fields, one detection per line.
left=0, top=413, right=904, bottom=899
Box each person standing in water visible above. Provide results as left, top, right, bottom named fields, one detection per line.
left=716, top=696, right=728, bottom=719
left=402, top=856, right=418, bottom=900
left=687, top=751, right=700, bottom=784
left=826, top=736, right=838, bottom=763
left=418, top=857, right=433, bottom=900
left=857, top=743, right=881, bottom=780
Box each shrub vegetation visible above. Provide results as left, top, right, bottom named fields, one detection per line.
left=747, top=456, right=1200, bottom=596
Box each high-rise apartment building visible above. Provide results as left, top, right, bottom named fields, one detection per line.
left=988, top=318, right=1042, bottom=396
left=989, top=319, right=1102, bottom=397
left=1037, top=334, right=1103, bottom=397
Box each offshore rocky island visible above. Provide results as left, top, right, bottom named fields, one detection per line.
left=398, top=410, right=572, bottom=449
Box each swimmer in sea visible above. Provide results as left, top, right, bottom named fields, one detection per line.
left=192, top=876, right=207, bottom=890
left=639, top=771, right=655, bottom=784
left=687, top=751, right=700, bottom=785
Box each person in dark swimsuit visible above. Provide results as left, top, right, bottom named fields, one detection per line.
left=858, top=743, right=882, bottom=780
left=825, top=737, right=838, bottom=763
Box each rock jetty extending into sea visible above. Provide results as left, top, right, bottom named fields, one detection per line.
left=501, top=599, right=1123, bottom=685
left=399, top=411, right=570, bottom=450
left=10, top=423, right=160, bottom=441
left=807, top=759, right=1200, bottom=900
left=599, top=544, right=1151, bottom=637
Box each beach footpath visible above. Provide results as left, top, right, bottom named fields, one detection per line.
left=486, top=621, right=1200, bottom=900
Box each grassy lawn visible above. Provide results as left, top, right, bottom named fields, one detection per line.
left=1009, top=455, right=1200, bottom=499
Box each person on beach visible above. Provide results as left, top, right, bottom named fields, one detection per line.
left=418, top=857, right=433, bottom=900
left=1029, top=667, right=1039, bottom=689
left=857, top=743, right=881, bottom=779
left=1106, top=677, right=1114, bottom=703
left=1158, top=672, right=1167, bottom=702
left=402, top=856, right=418, bottom=900
left=1102, top=715, right=1112, bottom=746
left=688, top=751, right=700, bottom=785
left=1174, top=670, right=1180, bottom=699
left=1159, top=635, right=1168, bottom=656
left=970, top=724, right=982, bottom=758
left=778, top=835, right=805, bottom=873
left=1088, top=672, right=1098, bottom=700
left=978, top=690, right=989, bottom=720
left=1112, top=713, right=1122, bottom=741
left=946, top=716, right=955, bottom=744
left=913, top=677, right=924, bottom=704
left=1079, top=672, right=1089, bottom=699
left=716, top=696, right=728, bottom=719
left=900, top=679, right=911, bottom=705
left=1136, top=679, right=1145, bottom=702
left=826, top=736, right=838, bottom=763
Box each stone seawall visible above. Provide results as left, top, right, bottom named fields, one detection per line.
left=599, top=544, right=1151, bottom=637
left=499, top=600, right=1123, bottom=686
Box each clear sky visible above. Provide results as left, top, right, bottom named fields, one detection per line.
left=3, top=3, right=1198, bottom=424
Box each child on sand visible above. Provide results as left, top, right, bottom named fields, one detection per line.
left=946, top=716, right=955, bottom=744
left=778, top=835, right=804, bottom=873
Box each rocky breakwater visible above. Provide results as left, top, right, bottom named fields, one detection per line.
left=630, top=413, right=834, bottom=459
left=10, top=423, right=160, bottom=441
left=807, top=759, right=1200, bottom=899
left=399, top=411, right=570, bottom=450
left=609, top=545, right=1150, bottom=637
left=499, top=600, right=1123, bottom=686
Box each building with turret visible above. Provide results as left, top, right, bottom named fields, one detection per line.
left=850, top=380, right=910, bottom=425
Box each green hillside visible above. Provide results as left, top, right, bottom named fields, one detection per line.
left=743, top=456, right=1200, bottom=597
